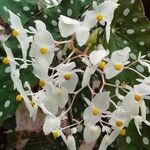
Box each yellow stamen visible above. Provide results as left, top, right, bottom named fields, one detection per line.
left=119, top=128, right=126, bottom=136
left=96, top=14, right=103, bottom=21
left=40, top=47, right=48, bottom=55
left=39, top=80, right=46, bottom=88
left=16, top=94, right=23, bottom=102
left=63, top=73, right=72, bottom=80
left=98, top=61, right=106, bottom=70
left=134, top=94, right=142, bottom=102
left=2, top=57, right=9, bottom=65
left=115, top=120, right=124, bottom=127
left=114, top=63, right=123, bottom=71
left=92, top=107, right=101, bottom=116
left=12, top=29, right=19, bottom=37
left=52, top=130, right=60, bottom=138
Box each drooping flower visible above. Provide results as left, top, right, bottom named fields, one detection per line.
left=83, top=92, right=110, bottom=125
left=98, top=129, right=120, bottom=150
left=84, top=0, right=119, bottom=42
left=84, top=125, right=101, bottom=143
left=66, top=135, right=76, bottom=150
left=42, top=82, right=68, bottom=114
left=104, top=47, right=131, bottom=79
left=58, top=15, right=91, bottom=46
left=9, top=10, right=30, bottom=66
left=43, top=115, right=62, bottom=139
left=3, top=44, right=19, bottom=74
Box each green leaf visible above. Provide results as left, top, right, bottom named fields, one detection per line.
left=107, top=0, right=150, bottom=54
left=0, top=0, right=38, bottom=24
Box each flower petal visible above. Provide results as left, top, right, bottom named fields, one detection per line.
left=89, top=49, right=108, bottom=65
left=82, top=66, right=97, bottom=87
left=92, top=91, right=110, bottom=110
left=83, top=107, right=100, bottom=125
left=58, top=15, right=78, bottom=37
left=111, top=47, right=131, bottom=63
left=43, top=116, right=60, bottom=135
left=98, top=130, right=119, bottom=150
left=84, top=125, right=101, bottom=143
left=104, top=63, right=122, bottom=79
left=75, top=23, right=90, bottom=46
left=61, top=72, right=78, bottom=93
left=9, top=10, right=23, bottom=29
left=84, top=10, right=97, bottom=28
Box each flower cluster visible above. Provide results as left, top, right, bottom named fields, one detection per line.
left=2, top=0, right=150, bottom=149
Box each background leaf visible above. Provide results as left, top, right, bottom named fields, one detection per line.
left=0, top=0, right=38, bottom=24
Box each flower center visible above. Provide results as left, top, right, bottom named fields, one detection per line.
left=114, top=63, right=123, bottom=71
left=92, top=107, right=101, bottom=116
left=16, top=94, right=23, bottom=102
left=115, top=120, right=124, bottom=127
left=96, top=14, right=103, bottom=21
left=39, top=80, right=46, bottom=88
left=40, top=47, right=48, bottom=55
left=134, top=94, right=142, bottom=102
left=119, top=128, right=126, bottom=136
left=52, top=130, right=60, bottom=138
left=12, top=29, right=20, bottom=37
left=2, top=57, right=9, bottom=64
left=63, top=73, right=72, bottom=80
left=98, top=61, right=106, bottom=70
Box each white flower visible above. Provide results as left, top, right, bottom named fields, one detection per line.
left=104, top=47, right=131, bottom=79
left=39, top=82, right=67, bottom=115
left=10, top=70, right=36, bottom=120
left=84, top=125, right=101, bottom=143
left=43, top=115, right=61, bottom=135
left=89, top=48, right=109, bottom=66
left=98, top=129, right=119, bottom=150
left=82, top=47, right=109, bottom=87
left=83, top=92, right=110, bottom=125
left=55, top=62, right=80, bottom=93
left=30, top=21, right=56, bottom=74
left=82, top=64, right=97, bottom=87
left=9, top=10, right=30, bottom=65
left=3, top=45, right=35, bottom=119
left=122, top=83, right=150, bottom=116
left=32, top=60, right=50, bottom=83
left=67, top=135, right=76, bottom=150
left=84, top=0, right=119, bottom=42
left=58, top=15, right=91, bottom=46
left=109, top=109, right=131, bottom=130
left=3, top=44, right=19, bottom=74
left=133, top=114, right=150, bottom=136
